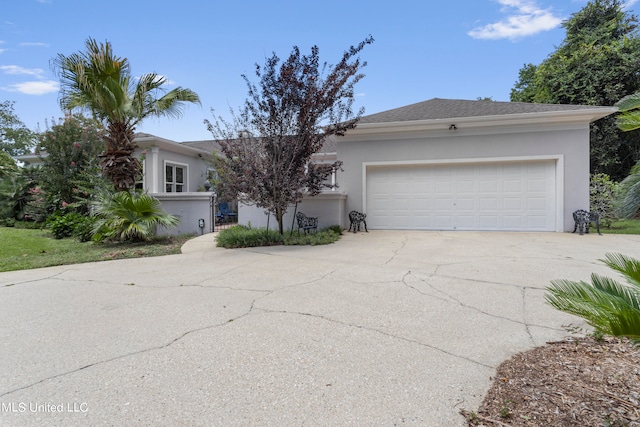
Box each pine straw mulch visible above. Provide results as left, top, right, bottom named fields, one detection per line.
left=461, top=336, right=640, bottom=427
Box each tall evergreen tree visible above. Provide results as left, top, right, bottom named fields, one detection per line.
left=511, top=0, right=640, bottom=180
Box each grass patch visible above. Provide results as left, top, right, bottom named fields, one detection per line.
left=216, top=224, right=341, bottom=248
left=0, top=227, right=194, bottom=272
left=601, top=218, right=640, bottom=234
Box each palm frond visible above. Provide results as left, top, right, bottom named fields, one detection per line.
left=546, top=253, right=640, bottom=340
left=546, top=279, right=631, bottom=329
left=602, top=253, right=640, bottom=288
left=616, top=111, right=640, bottom=132
left=616, top=166, right=640, bottom=218
left=615, top=91, right=640, bottom=112
left=93, top=191, right=180, bottom=241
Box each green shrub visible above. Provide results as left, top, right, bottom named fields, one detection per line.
left=0, top=218, right=15, bottom=227
left=73, top=216, right=97, bottom=242
left=283, top=229, right=340, bottom=245
left=325, top=225, right=343, bottom=235
left=216, top=225, right=341, bottom=248
left=216, top=225, right=283, bottom=248
left=546, top=253, right=640, bottom=344
left=92, top=191, right=180, bottom=242
left=12, top=220, right=45, bottom=230
left=590, top=173, right=618, bottom=226
left=48, top=212, right=87, bottom=239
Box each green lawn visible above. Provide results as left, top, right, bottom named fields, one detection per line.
left=0, top=227, right=193, bottom=272
left=2, top=218, right=638, bottom=273
left=600, top=218, right=640, bottom=234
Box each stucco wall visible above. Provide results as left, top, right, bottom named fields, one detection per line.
left=239, top=192, right=348, bottom=231
left=137, top=147, right=209, bottom=193
left=337, top=123, right=591, bottom=232
left=155, top=193, right=214, bottom=236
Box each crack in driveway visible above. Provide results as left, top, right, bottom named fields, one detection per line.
left=401, top=271, right=564, bottom=334
left=1, top=293, right=262, bottom=398
left=256, top=307, right=495, bottom=370
left=384, top=235, right=408, bottom=265
left=0, top=269, right=339, bottom=398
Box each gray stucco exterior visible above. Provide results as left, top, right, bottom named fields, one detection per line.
left=336, top=98, right=617, bottom=232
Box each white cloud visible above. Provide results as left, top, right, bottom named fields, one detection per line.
left=4, top=80, right=59, bottom=95
left=0, top=65, right=45, bottom=78
left=19, top=42, right=50, bottom=47
left=469, top=0, right=563, bottom=40
left=624, top=0, right=638, bottom=8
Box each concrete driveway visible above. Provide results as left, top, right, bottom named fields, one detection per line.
left=1, top=230, right=639, bottom=426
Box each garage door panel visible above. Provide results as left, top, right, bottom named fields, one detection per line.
left=366, top=161, right=556, bottom=231
left=456, top=197, right=475, bottom=210
left=503, top=179, right=522, bottom=192
left=435, top=197, right=453, bottom=210
left=479, top=216, right=498, bottom=228
left=503, top=216, right=524, bottom=228
left=479, top=180, right=498, bottom=192
left=456, top=179, right=475, bottom=192
left=479, top=197, right=498, bottom=210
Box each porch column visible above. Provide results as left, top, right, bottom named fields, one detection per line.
left=150, top=147, right=160, bottom=193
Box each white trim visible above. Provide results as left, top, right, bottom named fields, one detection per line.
left=362, top=155, right=565, bottom=232
left=150, top=147, right=160, bottom=193
left=135, top=134, right=210, bottom=157
left=351, top=108, right=617, bottom=136
left=163, top=160, right=189, bottom=193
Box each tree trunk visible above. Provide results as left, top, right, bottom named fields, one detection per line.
left=275, top=206, right=284, bottom=235
left=101, top=123, right=140, bottom=191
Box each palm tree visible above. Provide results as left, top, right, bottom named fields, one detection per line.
left=52, top=38, right=200, bottom=191
left=617, top=161, right=640, bottom=218
left=92, top=191, right=180, bottom=242
left=546, top=253, right=640, bottom=343
left=616, top=92, right=640, bottom=132
left=615, top=93, right=640, bottom=217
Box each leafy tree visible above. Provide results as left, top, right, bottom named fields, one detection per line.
left=38, top=115, right=108, bottom=214
left=0, top=168, right=38, bottom=222
left=511, top=0, right=640, bottom=180
left=206, top=36, right=373, bottom=234
left=52, top=38, right=200, bottom=191
left=0, top=100, right=37, bottom=156
left=0, top=150, right=19, bottom=178
left=546, top=253, right=640, bottom=343
left=92, top=191, right=180, bottom=242
left=509, top=64, right=538, bottom=103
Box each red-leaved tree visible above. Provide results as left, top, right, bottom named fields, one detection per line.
left=206, top=36, right=373, bottom=234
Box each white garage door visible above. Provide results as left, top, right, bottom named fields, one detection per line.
left=366, top=160, right=556, bottom=231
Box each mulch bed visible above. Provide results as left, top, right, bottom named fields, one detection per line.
left=462, top=336, right=640, bottom=426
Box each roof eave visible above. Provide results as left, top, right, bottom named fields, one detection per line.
left=353, top=108, right=618, bottom=135
left=134, top=134, right=210, bottom=157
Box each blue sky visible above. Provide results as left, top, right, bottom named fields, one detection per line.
left=2, top=0, right=638, bottom=143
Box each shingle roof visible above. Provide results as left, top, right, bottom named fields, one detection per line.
left=358, top=98, right=615, bottom=124
left=181, top=140, right=224, bottom=153
left=182, top=137, right=336, bottom=154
